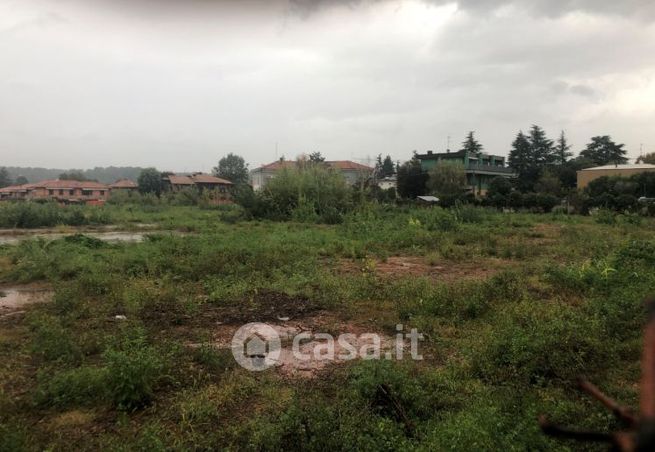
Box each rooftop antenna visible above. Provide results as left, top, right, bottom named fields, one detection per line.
left=447, top=135, right=451, bottom=153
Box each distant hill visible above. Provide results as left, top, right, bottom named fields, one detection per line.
left=3, top=166, right=146, bottom=184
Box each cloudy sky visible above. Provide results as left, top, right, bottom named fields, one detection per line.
left=1, top=0, right=655, bottom=171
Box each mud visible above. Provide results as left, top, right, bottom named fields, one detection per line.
left=0, top=285, right=53, bottom=316
left=0, top=230, right=184, bottom=245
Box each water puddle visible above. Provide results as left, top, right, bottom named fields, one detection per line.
left=0, top=230, right=180, bottom=245
left=0, top=286, right=53, bottom=312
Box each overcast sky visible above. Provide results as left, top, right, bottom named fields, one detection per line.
left=1, top=0, right=655, bottom=171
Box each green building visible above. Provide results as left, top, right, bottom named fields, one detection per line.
left=416, top=150, right=516, bottom=196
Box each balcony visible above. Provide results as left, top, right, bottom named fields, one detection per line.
left=465, top=163, right=516, bottom=175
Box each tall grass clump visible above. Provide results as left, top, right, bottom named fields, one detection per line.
left=104, top=329, right=168, bottom=410
left=0, top=202, right=111, bottom=228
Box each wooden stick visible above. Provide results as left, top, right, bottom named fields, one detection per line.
left=578, top=378, right=636, bottom=425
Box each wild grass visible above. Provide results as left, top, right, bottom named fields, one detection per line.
left=0, top=204, right=653, bottom=450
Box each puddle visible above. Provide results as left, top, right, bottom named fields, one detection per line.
left=0, top=286, right=53, bottom=311
left=0, top=231, right=180, bottom=245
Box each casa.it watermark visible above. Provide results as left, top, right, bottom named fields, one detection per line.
left=231, top=322, right=423, bottom=371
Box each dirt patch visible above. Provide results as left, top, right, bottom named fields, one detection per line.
left=190, top=313, right=397, bottom=379
left=48, top=410, right=95, bottom=429
left=338, top=256, right=513, bottom=282
left=142, top=290, right=322, bottom=345
left=526, top=223, right=562, bottom=244
left=218, top=290, right=321, bottom=323
left=0, top=285, right=53, bottom=315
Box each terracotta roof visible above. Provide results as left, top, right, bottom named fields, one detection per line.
left=167, top=175, right=195, bottom=185
left=255, top=160, right=373, bottom=172
left=166, top=173, right=233, bottom=186
left=0, top=184, right=29, bottom=193
left=326, top=160, right=374, bottom=171
left=190, top=174, right=233, bottom=185
left=31, top=180, right=109, bottom=189
left=259, top=161, right=300, bottom=171
left=110, top=179, right=138, bottom=188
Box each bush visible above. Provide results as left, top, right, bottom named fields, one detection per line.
left=0, top=202, right=112, bottom=228
left=240, top=164, right=352, bottom=222
left=474, top=301, right=609, bottom=386
left=29, top=314, right=81, bottom=364
left=35, top=366, right=108, bottom=407
left=104, top=331, right=167, bottom=410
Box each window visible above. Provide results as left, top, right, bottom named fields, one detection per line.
left=69, top=190, right=74, bottom=195
left=48, top=189, right=54, bottom=195
left=59, top=189, right=64, bottom=195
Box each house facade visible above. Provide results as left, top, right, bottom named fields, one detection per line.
left=416, top=150, right=515, bottom=196
left=0, top=180, right=111, bottom=204
left=577, top=164, right=655, bottom=189
left=110, top=179, right=138, bottom=191
left=161, top=173, right=233, bottom=203
left=250, top=160, right=374, bottom=191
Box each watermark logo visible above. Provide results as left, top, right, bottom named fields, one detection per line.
left=231, top=323, right=423, bottom=371
left=231, top=322, right=282, bottom=371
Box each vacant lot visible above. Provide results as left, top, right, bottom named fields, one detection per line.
left=0, top=204, right=653, bottom=450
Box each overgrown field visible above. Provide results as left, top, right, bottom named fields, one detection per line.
left=1, top=204, right=654, bottom=450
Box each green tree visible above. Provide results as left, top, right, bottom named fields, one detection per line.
left=487, top=176, right=512, bottom=197
left=528, top=125, right=555, bottom=166
left=580, top=136, right=628, bottom=166
left=535, top=169, right=562, bottom=196
left=508, top=131, right=537, bottom=192
left=381, top=155, right=395, bottom=177
left=460, top=131, right=483, bottom=155
left=137, top=168, right=163, bottom=196
left=15, top=175, right=28, bottom=185
left=213, top=153, right=249, bottom=185
left=554, top=130, right=573, bottom=165
left=59, top=171, right=91, bottom=181
left=397, top=154, right=428, bottom=199
left=0, top=167, right=12, bottom=188
left=636, top=152, right=655, bottom=164
left=308, top=152, right=325, bottom=163
left=427, top=162, right=467, bottom=198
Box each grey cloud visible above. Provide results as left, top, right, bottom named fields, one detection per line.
left=0, top=0, right=653, bottom=169
left=569, top=84, right=596, bottom=98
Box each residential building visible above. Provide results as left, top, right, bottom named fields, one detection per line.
left=161, top=172, right=233, bottom=203
left=577, top=163, right=655, bottom=189
left=110, top=179, right=138, bottom=191
left=0, top=179, right=110, bottom=204
left=416, top=150, right=515, bottom=196
left=250, top=160, right=374, bottom=190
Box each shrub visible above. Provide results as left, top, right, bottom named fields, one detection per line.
left=35, top=366, right=108, bottom=407
left=29, top=314, right=81, bottom=364
left=104, top=332, right=167, bottom=410
left=474, top=301, right=609, bottom=386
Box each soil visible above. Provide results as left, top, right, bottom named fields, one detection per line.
left=338, top=256, right=513, bottom=282
left=0, top=285, right=53, bottom=317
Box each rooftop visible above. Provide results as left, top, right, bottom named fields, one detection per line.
left=255, top=160, right=374, bottom=172
left=165, top=173, right=233, bottom=185
left=110, top=179, right=138, bottom=188
left=580, top=164, right=655, bottom=171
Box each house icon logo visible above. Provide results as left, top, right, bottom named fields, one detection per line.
left=231, top=323, right=281, bottom=371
